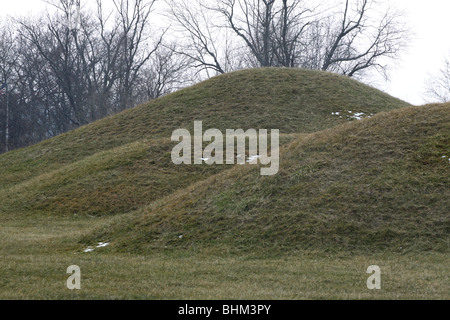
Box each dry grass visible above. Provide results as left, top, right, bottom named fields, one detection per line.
left=0, top=214, right=448, bottom=300
left=85, top=104, right=450, bottom=255
left=1, top=68, right=447, bottom=300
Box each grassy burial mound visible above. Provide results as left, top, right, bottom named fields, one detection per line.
left=0, top=68, right=409, bottom=218
left=84, top=103, right=450, bottom=255
left=1, top=68, right=448, bottom=300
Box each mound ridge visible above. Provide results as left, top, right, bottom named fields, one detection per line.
left=86, top=103, right=450, bottom=254
left=0, top=68, right=409, bottom=218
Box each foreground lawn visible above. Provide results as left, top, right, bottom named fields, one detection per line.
left=1, top=251, right=448, bottom=300
left=0, top=216, right=448, bottom=300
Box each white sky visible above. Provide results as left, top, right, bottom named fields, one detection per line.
left=2, top=0, right=450, bottom=105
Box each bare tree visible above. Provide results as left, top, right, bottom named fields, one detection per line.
left=165, top=0, right=246, bottom=77
left=193, top=0, right=408, bottom=77
left=210, top=0, right=322, bottom=68
left=272, top=0, right=314, bottom=67
left=168, top=0, right=315, bottom=71
left=0, top=19, right=19, bottom=152
left=0, top=0, right=187, bottom=154
left=425, top=55, right=450, bottom=103
left=316, top=0, right=408, bottom=78
left=134, top=44, right=193, bottom=103
left=112, top=0, right=165, bottom=111
left=1, top=19, right=54, bottom=151
left=17, top=0, right=167, bottom=123
left=214, top=0, right=278, bottom=67
left=18, top=14, right=90, bottom=127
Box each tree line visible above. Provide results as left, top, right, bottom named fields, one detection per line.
left=0, top=0, right=410, bottom=153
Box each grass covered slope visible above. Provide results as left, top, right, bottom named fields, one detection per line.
left=1, top=68, right=448, bottom=300
left=0, top=139, right=225, bottom=217
left=87, top=103, right=450, bottom=254
left=0, top=68, right=409, bottom=217
left=0, top=68, right=408, bottom=187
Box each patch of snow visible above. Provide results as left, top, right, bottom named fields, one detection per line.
left=83, top=242, right=110, bottom=253
left=352, top=112, right=365, bottom=120
left=334, top=110, right=370, bottom=120
left=96, top=242, right=110, bottom=248
left=336, top=111, right=367, bottom=120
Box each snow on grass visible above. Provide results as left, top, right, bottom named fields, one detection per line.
left=83, top=242, right=110, bottom=253
left=96, top=242, right=110, bottom=248
left=351, top=112, right=365, bottom=120
left=198, top=155, right=263, bottom=164
left=332, top=110, right=374, bottom=121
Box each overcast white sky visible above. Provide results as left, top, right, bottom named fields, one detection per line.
left=2, top=0, right=450, bottom=105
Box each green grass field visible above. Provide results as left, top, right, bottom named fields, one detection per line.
left=0, top=214, right=448, bottom=299
left=0, top=68, right=448, bottom=300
